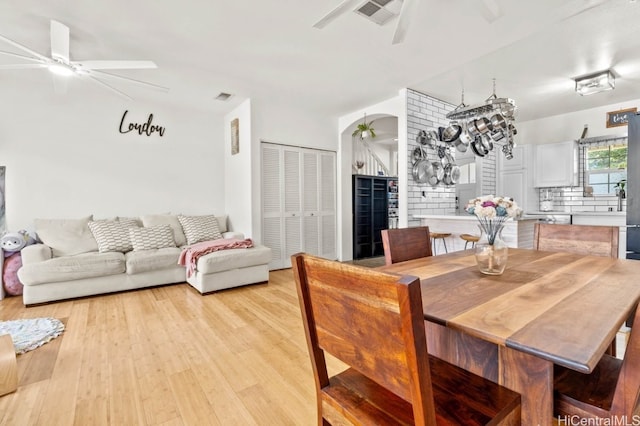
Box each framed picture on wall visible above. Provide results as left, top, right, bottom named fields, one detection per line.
left=231, top=118, right=239, bottom=155
left=606, top=107, right=637, bottom=128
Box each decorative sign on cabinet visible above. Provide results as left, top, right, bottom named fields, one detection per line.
left=534, top=141, right=578, bottom=188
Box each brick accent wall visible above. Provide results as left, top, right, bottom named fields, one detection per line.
left=406, top=89, right=498, bottom=226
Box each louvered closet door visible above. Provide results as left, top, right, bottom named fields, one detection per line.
left=319, top=152, right=336, bottom=260
left=261, top=143, right=336, bottom=269
left=283, top=147, right=303, bottom=263
left=303, top=151, right=320, bottom=256
left=261, top=145, right=283, bottom=269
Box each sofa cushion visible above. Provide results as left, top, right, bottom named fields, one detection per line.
left=178, top=214, right=222, bottom=245
left=141, top=214, right=187, bottom=246
left=125, top=247, right=183, bottom=274
left=89, top=219, right=139, bottom=253
left=195, top=244, right=271, bottom=274
left=18, top=252, right=125, bottom=285
left=129, top=225, right=176, bottom=251
left=34, top=215, right=98, bottom=257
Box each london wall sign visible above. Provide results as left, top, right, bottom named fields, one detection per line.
left=119, top=110, right=166, bottom=136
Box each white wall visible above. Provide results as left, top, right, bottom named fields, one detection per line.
left=224, top=100, right=252, bottom=236
left=0, top=91, right=225, bottom=230
left=249, top=99, right=337, bottom=245
left=518, top=99, right=639, bottom=145
left=338, top=92, right=405, bottom=261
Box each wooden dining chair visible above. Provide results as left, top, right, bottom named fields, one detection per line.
left=554, top=304, right=640, bottom=421
left=534, top=223, right=621, bottom=355
left=533, top=223, right=619, bottom=258
left=381, top=226, right=433, bottom=266
left=292, top=253, right=521, bottom=425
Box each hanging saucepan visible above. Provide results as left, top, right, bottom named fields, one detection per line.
left=480, top=133, right=493, bottom=152
left=412, top=146, right=424, bottom=162
left=490, top=129, right=505, bottom=142
left=416, top=130, right=428, bottom=145
left=490, top=113, right=507, bottom=130
left=474, top=116, right=493, bottom=134
left=426, top=130, right=439, bottom=146
left=441, top=122, right=462, bottom=144
left=454, top=122, right=472, bottom=153
left=412, top=156, right=431, bottom=184
left=471, top=136, right=488, bottom=157
left=501, top=103, right=516, bottom=118
left=443, top=162, right=461, bottom=185
left=467, top=119, right=481, bottom=138
left=428, top=161, right=445, bottom=187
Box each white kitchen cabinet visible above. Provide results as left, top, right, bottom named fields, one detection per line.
left=534, top=141, right=578, bottom=187
left=497, top=144, right=537, bottom=212
left=571, top=213, right=626, bottom=258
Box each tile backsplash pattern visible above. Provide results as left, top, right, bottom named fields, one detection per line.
left=406, top=89, right=455, bottom=227
left=538, top=138, right=627, bottom=213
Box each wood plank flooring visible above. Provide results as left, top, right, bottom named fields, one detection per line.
left=0, top=264, right=630, bottom=425
left=0, top=270, right=347, bottom=426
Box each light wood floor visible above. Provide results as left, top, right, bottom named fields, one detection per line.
left=0, top=267, right=630, bottom=425
left=0, top=270, right=348, bottom=426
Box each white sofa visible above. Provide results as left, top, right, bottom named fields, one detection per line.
left=16, top=214, right=271, bottom=305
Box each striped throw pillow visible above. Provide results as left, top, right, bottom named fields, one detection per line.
left=178, top=215, right=222, bottom=245
left=129, top=225, right=176, bottom=251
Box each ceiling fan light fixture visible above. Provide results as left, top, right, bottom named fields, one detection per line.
left=47, top=62, right=74, bottom=77
left=575, top=70, right=615, bottom=96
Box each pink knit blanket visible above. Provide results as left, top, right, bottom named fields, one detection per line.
left=178, top=238, right=254, bottom=277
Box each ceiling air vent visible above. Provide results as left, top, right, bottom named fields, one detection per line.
left=355, top=0, right=400, bottom=26
left=215, top=92, right=232, bottom=101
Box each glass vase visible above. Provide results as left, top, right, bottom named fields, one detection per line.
left=474, top=223, right=508, bottom=275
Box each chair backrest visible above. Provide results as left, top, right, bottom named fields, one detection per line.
left=381, top=226, right=433, bottom=266
left=292, top=253, right=437, bottom=425
left=533, top=223, right=619, bottom=258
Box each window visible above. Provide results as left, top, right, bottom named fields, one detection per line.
left=585, top=144, right=627, bottom=195
left=457, top=161, right=476, bottom=185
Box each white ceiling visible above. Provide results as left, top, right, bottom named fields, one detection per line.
left=1, top=0, right=639, bottom=121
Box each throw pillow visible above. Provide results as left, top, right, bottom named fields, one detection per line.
left=216, top=215, right=228, bottom=233
left=34, top=215, right=99, bottom=257
left=178, top=214, right=222, bottom=245
left=140, top=214, right=187, bottom=246
left=88, top=218, right=140, bottom=253
left=129, top=225, right=176, bottom=251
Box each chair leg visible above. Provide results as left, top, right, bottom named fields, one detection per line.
left=432, top=238, right=437, bottom=255
left=442, top=238, right=448, bottom=253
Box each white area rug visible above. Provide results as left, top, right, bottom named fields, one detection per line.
left=0, top=317, right=65, bottom=354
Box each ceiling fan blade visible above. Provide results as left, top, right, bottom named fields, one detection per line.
left=74, top=60, right=157, bottom=70
left=476, top=0, right=503, bottom=23
left=85, top=74, right=134, bottom=100
left=313, top=0, right=361, bottom=29
left=0, top=50, right=44, bottom=62
left=0, top=63, right=47, bottom=71
left=392, top=0, right=417, bottom=45
left=50, top=20, right=70, bottom=62
left=0, top=33, right=49, bottom=62
left=0, top=63, right=46, bottom=70
left=90, top=70, right=169, bottom=92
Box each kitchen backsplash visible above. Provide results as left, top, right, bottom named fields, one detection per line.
left=537, top=187, right=626, bottom=212
left=537, top=139, right=627, bottom=213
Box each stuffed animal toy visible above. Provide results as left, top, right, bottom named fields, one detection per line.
left=2, top=230, right=37, bottom=296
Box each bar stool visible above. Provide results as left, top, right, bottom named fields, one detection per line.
left=460, top=234, right=480, bottom=250
left=430, top=232, right=451, bottom=255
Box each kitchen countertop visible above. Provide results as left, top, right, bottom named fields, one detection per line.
left=413, top=213, right=537, bottom=221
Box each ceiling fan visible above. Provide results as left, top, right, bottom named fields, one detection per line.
left=313, top=0, right=502, bottom=44
left=0, top=20, right=168, bottom=100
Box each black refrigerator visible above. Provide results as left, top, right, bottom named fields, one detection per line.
left=627, top=113, right=640, bottom=259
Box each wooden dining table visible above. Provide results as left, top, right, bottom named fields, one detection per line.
left=379, top=248, right=640, bottom=426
